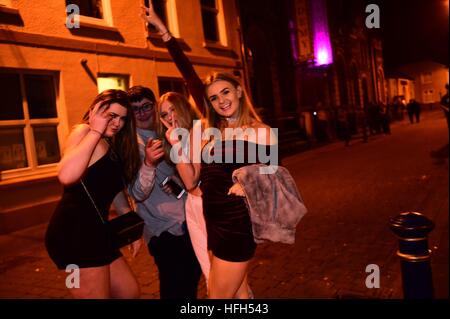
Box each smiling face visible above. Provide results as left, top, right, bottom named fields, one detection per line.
left=206, top=80, right=242, bottom=119
left=131, top=98, right=155, bottom=129
left=104, top=102, right=128, bottom=137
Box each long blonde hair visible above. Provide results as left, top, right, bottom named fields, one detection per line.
left=203, top=72, right=261, bottom=130
left=156, top=92, right=202, bottom=162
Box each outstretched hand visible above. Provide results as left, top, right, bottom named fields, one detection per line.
left=140, top=1, right=167, bottom=34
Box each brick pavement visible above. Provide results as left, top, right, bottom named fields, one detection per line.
left=0, top=110, right=448, bottom=299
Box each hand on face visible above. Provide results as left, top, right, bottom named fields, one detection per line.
left=144, top=137, right=164, bottom=166
left=160, top=115, right=180, bottom=146
left=89, top=102, right=111, bottom=135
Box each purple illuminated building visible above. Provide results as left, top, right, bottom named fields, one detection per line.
left=310, top=0, right=333, bottom=66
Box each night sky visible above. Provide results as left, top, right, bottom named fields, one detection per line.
left=374, top=0, right=449, bottom=70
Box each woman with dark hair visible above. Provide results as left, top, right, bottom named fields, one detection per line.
left=45, top=89, right=142, bottom=298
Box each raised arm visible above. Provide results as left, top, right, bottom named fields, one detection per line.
left=141, top=3, right=205, bottom=115
left=57, top=103, right=111, bottom=185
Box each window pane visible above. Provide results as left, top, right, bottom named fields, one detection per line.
left=97, top=75, right=129, bottom=93
left=24, top=75, right=57, bottom=119
left=202, top=11, right=219, bottom=42
left=158, top=78, right=188, bottom=97
left=0, top=127, right=28, bottom=170
left=0, top=73, right=24, bottom=120
left=201, top=0, right=216, bottom=9
left=66, top=0, right=103, bottom=19
left=33, top=126, right=61, bottom=165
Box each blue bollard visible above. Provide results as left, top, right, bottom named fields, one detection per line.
left=389, top=212, right=435, bottom=299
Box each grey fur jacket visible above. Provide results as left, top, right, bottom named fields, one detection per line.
left=232, top=164, right=308, bottom=244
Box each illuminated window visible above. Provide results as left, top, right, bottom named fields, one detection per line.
left=0, top=0, right=11, bottom=6
left=158, top=77, right=188, bottom=97
left=97, top=74, right=129, bottom=93
left=0, top=71, right=61, bottom=176
left=421, top=72, right=432, bottom=84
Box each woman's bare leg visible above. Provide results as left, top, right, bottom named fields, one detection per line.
left=69, top=265, right=110, bottom=299
left=208, top=255, right=250, bottom=299
left=109, top=257, right=140, bottom=299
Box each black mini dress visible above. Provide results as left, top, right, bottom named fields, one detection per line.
left=45, top=150, right=123, bottom=269
left=200, top=139, right=270, bottom=262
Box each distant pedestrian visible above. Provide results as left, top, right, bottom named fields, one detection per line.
left=337, top=107, right=351, bottom=146
left=406, top=100, right=414, bottom=124
left=413, top=100, right=421, bottom=123
left=380, top=102, right=391, bottom=134
left=440, top=84, right=449, bottom=131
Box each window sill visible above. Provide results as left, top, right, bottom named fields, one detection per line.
left=0, top=170, right=58, bottom=190
left=67, top=16, right=124, bottom=42
left=203, top=41, right=238, bottom=58
left=77, top=16, right=118, bottom=33
left=0, top=5, right=23, bottom=26
left=0, top=5, right=19, bottom=15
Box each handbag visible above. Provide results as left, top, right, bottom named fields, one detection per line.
left=81, top=179, right=144, bottom=249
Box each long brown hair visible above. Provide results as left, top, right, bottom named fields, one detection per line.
left=203, top=72, right=261, bottom=130
left=82, top=89, right=140, bottom=183
left=156, top=92, right=202, bottom=162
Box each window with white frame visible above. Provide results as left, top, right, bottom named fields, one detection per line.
left=200, top=0, right=219, bottom=42
left=0, top=70, right=61, bottom=176
left=65, top=0, right=113, bottom=26
left=158, top=77, right=188, bottom=97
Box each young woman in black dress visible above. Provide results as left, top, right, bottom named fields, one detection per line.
left=45, top=89, right=142, bottom=298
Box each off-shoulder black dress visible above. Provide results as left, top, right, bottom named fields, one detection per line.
left=200, top=139, right=271, bottom=262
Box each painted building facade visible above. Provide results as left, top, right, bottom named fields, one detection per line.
left=0, top=0, right=243, bottom=233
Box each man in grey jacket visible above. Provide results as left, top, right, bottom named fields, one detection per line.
left=127, top=86, right=201, bottom=299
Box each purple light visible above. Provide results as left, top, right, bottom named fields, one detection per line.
left=310, top=0, right=333, bottom=66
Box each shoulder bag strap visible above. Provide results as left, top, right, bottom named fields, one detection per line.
left=80, top=179, right=107, bottom=224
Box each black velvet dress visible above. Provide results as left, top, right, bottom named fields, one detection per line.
left=45, top=150, right=123, bottom=269
left=200, top=139, right=269, bottom=262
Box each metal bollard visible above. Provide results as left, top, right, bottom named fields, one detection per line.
left=389, top=212, right=435, bottom=299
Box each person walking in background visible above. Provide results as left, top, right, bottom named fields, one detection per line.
left=440, top=84, right=449, bottom=131
left=412, top=99, right=421, bottom=123
left=45, top=90, right=142, bottom=299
